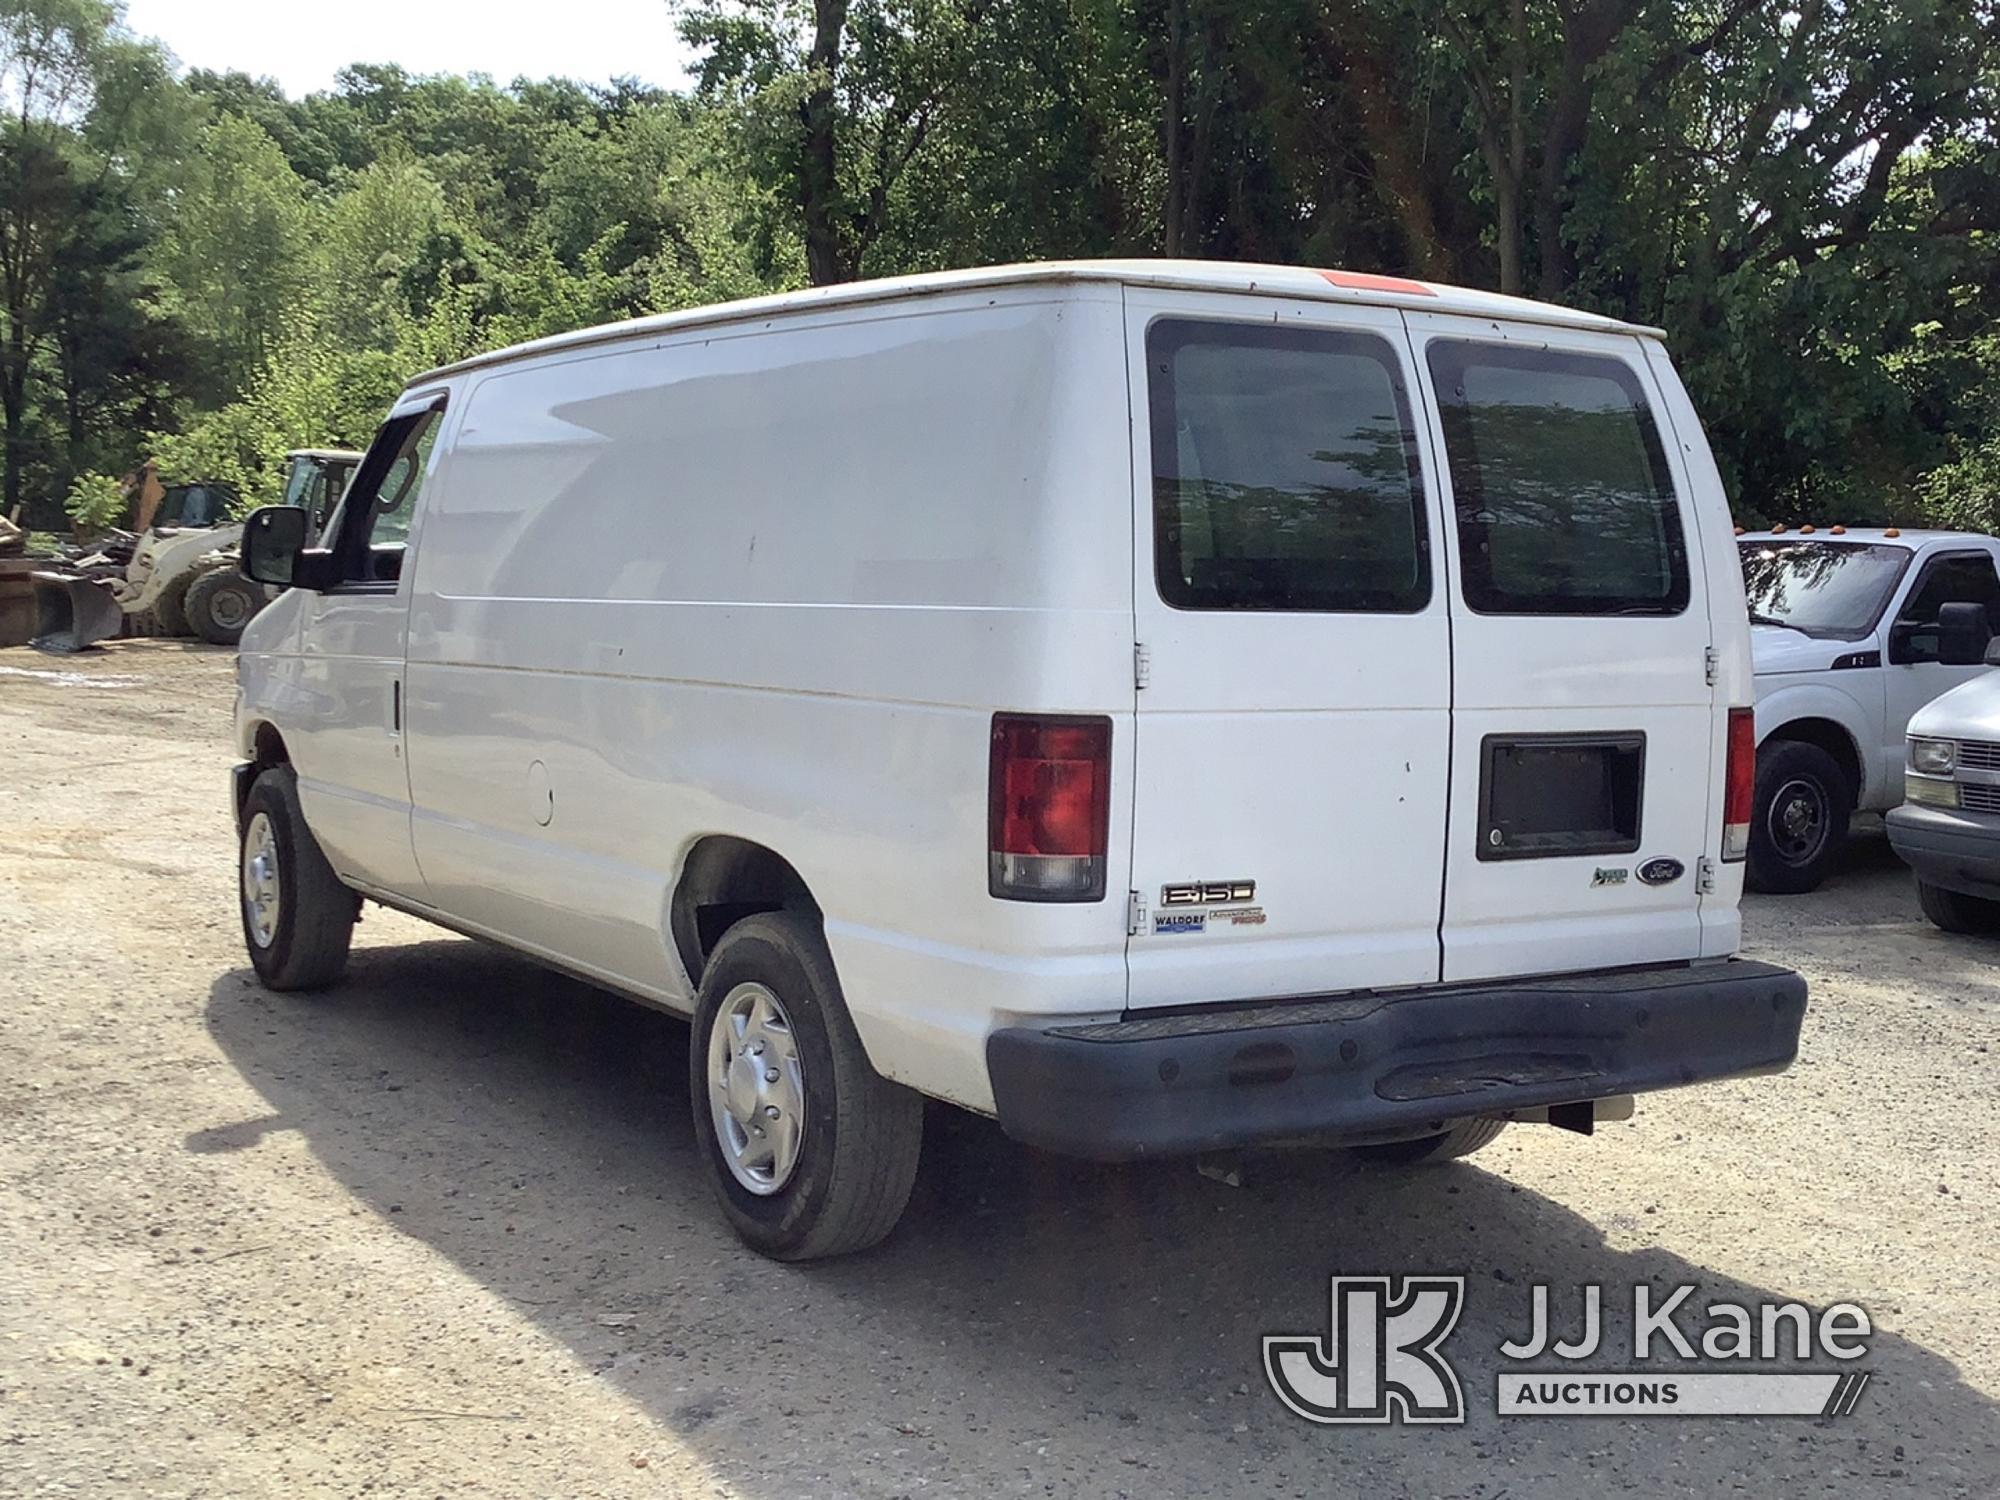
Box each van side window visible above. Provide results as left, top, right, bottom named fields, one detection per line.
left=332, top=405, right=443, bottom=586
left=365, top=415, right=440, bottom=550
left=1147, top=319, right=1430, bottom=613
left=1426, top=342, right=1689, bottom=617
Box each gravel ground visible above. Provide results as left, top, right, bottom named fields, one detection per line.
left=2, top=639, right=1996, bottom=1498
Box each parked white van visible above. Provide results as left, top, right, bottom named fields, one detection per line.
left=1739, top=527, right=2000, bottom=891
left=1889, top=643, right=2000, bottom=934
left=231, top=260, right=1806, bottom=1260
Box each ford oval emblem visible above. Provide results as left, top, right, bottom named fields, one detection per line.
left=1637, top=857, right=1685, bottom=887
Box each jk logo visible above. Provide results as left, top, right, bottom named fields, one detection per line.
left=1263, top=1276, right=1466, bottom=1424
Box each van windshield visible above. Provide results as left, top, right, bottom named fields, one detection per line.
left=1738, top=540, right=1909, bottom=639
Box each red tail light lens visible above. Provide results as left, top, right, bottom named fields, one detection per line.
left=1722, top=707, right=1755, bottom=861
left=989, top=714, right=1111, bottom=901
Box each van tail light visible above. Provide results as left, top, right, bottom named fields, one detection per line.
left=989, top=714, right=1111, bottom=902
left=1722, top=708, right=1755, bottom=862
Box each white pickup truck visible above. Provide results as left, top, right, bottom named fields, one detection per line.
left=1740, top=527, right=2000, bottom=891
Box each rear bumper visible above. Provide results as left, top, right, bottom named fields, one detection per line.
left=985, top=959, right=1806, bottom=1162
left=1887, top=802, right=2000, bottom=900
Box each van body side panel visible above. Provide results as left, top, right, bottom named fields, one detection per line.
left=1123, top=291, right=1454, bottom=1009
left=1406, top=314, right=1715, bottom=982
left=401, top=291, right=1134, bottom=1111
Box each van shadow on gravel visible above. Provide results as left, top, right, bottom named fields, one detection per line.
left=201, top=938, right=1997, bottom=1496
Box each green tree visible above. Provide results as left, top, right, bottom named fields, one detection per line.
left=678, top=0, right=1000, bottom=283
left=61, top=466, right=122, bottom=528
left=154, top=113, right=311, bottom=402
left=312, top=153, right=453, bottom=352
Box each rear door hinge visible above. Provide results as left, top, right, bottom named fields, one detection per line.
left=1697, top=856, right=1716, bottom=894
left=1127, top=890, right=1145, bottom=936
left=1134, top=641, right=1151, bottom=691
left=1703, top=646, right=1719, bottom=687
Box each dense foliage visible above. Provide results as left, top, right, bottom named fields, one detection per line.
left=1, top=0, right=1995, bottom=529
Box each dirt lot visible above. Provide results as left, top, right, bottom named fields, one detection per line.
left=2, top=639, right=1997, bottom=1498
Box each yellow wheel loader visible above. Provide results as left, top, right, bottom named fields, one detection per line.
left=32, top=450, right=362, bottom=652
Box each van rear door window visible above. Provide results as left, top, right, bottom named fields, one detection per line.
left=1426, top=342, right=1689, bottom=616
left=1147, top=319, right=1430, bottom=613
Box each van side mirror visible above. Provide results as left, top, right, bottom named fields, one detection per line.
left=1936, top=601, right=1991, bottom=666
left=1987, top=634, right=2000, bottom=668
left=240, top=505, right=310, bottom=589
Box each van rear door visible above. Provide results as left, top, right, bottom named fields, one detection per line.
left=1404, top=315, right=1715, bottom=982
left=1122, top=290, right=1453, bottom=1009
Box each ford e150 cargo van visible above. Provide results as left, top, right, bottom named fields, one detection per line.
left=230, top=260, right=1806, bottom=1260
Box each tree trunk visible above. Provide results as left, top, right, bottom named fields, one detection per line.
left=800, top=0, right=851, bottom=285
left=1162, top=0, right=1188, bottom=256
left=1534, top=0, right=1639, bottom=300
left=2, top=317, right=25, bottom=514
left=1493, top=168, right=1523, bottom=295
left=1322, top=17, right=1457, bottom=280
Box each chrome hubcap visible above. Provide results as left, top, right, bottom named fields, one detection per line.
left=242, top=811, right=281, bottom=948
left=1769, top=776, right=1828, bottom=864
left=706, top=982, right=806, bottom=1195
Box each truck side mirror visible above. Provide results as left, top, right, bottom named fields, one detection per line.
left=1986, top=633, right=2000, bottom=668
left=240, top=505, right=310, bottom=589
left=1936, top=601, right=1991, bottom=666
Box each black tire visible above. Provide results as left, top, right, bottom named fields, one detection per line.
left=1351, top=1117, right=1507, bottom=1166
left=1746, top=739, right=1852, bottom=894
left=185, top=566, right=265, bottom=645
left=239, top=766, right=357, bottom=990
left=689, top=912, right=923, bottom=1260
left=151, top=569, right=192, bottom=637
left=1916, top=879, right=2000, bottom=936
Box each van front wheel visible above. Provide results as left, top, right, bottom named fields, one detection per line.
left=689, top=912, right=922, bottom=1260
left=1916, top=880, right=2000, bottom=936
left=239, top=766, right=357, bottom=990
left=1746, top=740, right=1851, bottom=894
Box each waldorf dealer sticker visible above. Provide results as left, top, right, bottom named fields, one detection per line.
left=1264, top=1278, right=1872, bottom=1424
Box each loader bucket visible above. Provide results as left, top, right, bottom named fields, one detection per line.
left=30, top=571, right=124, bottom=653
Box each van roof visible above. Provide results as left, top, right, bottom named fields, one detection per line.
left=406, top=258, right=1667, bottom=387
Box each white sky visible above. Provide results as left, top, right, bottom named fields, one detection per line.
left=122, top=0, right=695, bottom=98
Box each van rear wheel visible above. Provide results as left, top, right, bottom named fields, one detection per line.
left=689, top=912, right=922, bottom=1260
left=1350, top=1117, right=1507, bottom=1166
left=1746, top=740, right=1852, bottom=894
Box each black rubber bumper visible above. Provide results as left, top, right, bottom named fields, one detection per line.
left=1886, top=802, right=2000, bottom=900
left=986, top=959, right=1807, bottom=1161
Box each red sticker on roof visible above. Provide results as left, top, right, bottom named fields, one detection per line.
left=1316, top=269, right=1435, bottom=296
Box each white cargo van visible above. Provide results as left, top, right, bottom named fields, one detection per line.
left=1889, top=644, right=2000, bottom=934
left=231, top=260, right=1805, bottom=1260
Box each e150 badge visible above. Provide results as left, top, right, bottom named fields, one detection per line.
left=1153, top=879, right=1265, bottom=934
left=1161, top=880, right=1256, bottom=906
